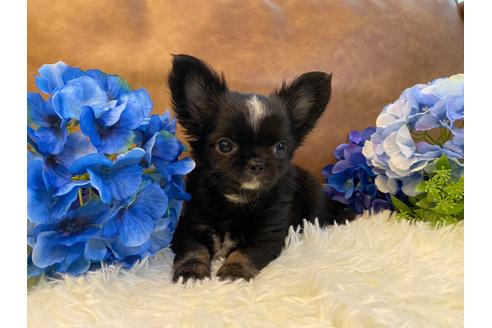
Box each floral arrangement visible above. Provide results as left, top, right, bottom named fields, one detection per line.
left=322, top=127, right=391, bottom=214
left=27, top=61, right=195, bottom=277
left=323, top=74, right=464, bottom=224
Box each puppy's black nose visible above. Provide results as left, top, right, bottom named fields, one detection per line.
left=247, top=159, right=266, bottom=174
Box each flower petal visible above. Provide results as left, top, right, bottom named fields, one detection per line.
left=33, top=126, right=68, bottom=155
left=95, top=128, right=134, bottom=154
left=119, top=210, right=155, bottom=247
left=166, top=158, right=196, bottom=176
left=114, top=148, right=145, bottom=167
left=98, top=100, right=128, bottom=126
left=28, top=185, right=78, bottom=224
left=129, top=183, right=168, bottom=221
left=401, top=174, right=423, bottom=197
left=348, top=131, right=362, bottom=145
left=65, top=255, right=91, bottom=275
left=71, top=152, right=112, bottom=175
left=149, top=218, right=173, bottom=253
left=102, top=214, right=122, bottom=240
left=331, top=160, right=352, bottom=174
left=52, top=76, right=108, bottom=120
left=54, top=180, right=90, bottom=196
left=28, top=255, right=45, bottom=278
left=374, top=175, right=398, bottom=194
left=31, top=231, right=67, bottom=268
left=80, top=106, right=102, bottom=147
left=55, top=242, right=85, bottom=272
left=107, top=75, right=131, bottom=100
left=35, top=61, right=68, bottom=94
left=446, top=96, right=464, bottom=123
left=61, top=67, right=87, bottom=82
left=84, top=238, right=107, bottom=261
left=117, top=89, right=153, bottom=129
left=87, top=168, right=113, bottom=204
left=27, top=93, right=59, bottom=127
left=395, top=125, right=416, bottom=157
left=414, top=112, right=441, bottom=132
left=151, top=132, right=181, bottom=162
left=57, top=132, right=97, bottom=169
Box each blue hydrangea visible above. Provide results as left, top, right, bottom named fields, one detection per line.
left=362, top=74, right=464, bottom=196
left=322, top=128, right=391, bottom=214
left=27, top=62, right=195, bottom=277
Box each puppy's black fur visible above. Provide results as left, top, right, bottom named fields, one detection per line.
left=168, top=54, right=354, bottom=282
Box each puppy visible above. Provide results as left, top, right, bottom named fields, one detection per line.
left=168, top=54, right=353, bottom=282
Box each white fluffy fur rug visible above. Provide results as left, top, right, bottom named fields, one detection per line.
left=28, top=212, right=463, bottom=328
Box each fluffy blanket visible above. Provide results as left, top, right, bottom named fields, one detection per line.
left=27, top=212, right=463, bottom=328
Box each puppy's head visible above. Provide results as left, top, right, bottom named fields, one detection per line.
left=168, top=54, right=331, bottom=202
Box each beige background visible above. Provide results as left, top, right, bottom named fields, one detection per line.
left=28, top=0, right=464, bottom=180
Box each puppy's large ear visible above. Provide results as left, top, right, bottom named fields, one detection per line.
left=274, top=72, right=332, bottom=145
left=168, top=54, right=227, bottom=139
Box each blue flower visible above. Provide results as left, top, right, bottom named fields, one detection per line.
left=35, top=132, right=96, bottom=191
left=109, top=216, right=173, bottom=266
left=70, top=148, right=145, bottom=204
left=136, top=112, right=177, bottom=145
left=413, top=96, right=464, bottom=131
left=34, top=61, right=69, bottom=94
left=137, top=112, right=195, bottom=181
left=52, top=76, right=108, bottom=120
left=27, top=93, right=68, bottom=155
left=29, top=201, right=110, bottom=275
left=163, top=175, right=192, bottom=201
left=443, top=128, right=464, bottom=159
left=363, top=122, right=442, bottom=196
left=102, top=183, right=168, bottom=248
left=27, top=156, right=79, bottom=224
left=323, top=128, right=391, bottom=214
left=27, top=62, right=196, bottom=278
left=363, top=74, right=464, bottom=196
left=85, top=69, right=131, bottom=100
left=80, top=89, right=153, bottom=154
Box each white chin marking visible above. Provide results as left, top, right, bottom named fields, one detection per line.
left=241, top=180, right=262, bottom=190
left=247, top=95, right=266, bottom=131
left=224, top=193, right=248, bottom=204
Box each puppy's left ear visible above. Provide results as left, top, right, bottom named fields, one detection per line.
left=274, top=72, right=332, bottom=145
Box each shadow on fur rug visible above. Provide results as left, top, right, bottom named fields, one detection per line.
left=28, top=211, right=463, bottom=328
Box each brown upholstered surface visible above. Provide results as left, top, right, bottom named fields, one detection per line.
left=28, top=0, right=463, bottom=180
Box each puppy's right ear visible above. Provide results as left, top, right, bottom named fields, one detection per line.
left=168, top=54, right=228, bottom=139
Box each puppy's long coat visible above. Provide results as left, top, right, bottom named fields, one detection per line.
left=168, top=55, right=352, bottom=282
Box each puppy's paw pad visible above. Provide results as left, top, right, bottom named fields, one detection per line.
left=172, top=260, right=210, bottom=283
left=217, top=262, right=257, bottom=281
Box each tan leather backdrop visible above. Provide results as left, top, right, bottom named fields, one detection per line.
left=28, top=0, right=464, bottom=180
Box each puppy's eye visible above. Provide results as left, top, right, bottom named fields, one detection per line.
left=216, top=138, right=237, bottom=154
left=273, top=141, right=287, bottom=158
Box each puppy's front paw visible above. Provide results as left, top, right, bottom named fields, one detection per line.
left=172, top=259, right=210, bottom=283
left=217, top=262, right=257, bottom=281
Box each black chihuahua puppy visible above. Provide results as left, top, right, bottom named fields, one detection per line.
left=168, top=54, right=352, bottom=282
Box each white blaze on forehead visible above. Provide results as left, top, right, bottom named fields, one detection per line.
left=246, top=95, right=267, bottom=131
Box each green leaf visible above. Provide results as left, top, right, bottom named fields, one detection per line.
left=416, top=198, right=433, bottom=209
left=415, top=181, right=426, bottom=193
left=408, top=196, right=420, bottom=206
left=391, top=195, right=411, bottom=213
left=426, top=190, right=440, bottom=203
left=434, top=155, right=450, bottom=170
left=414, top=208, right=443, bottom=224
left=447, top=203, right=464, bottom=215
